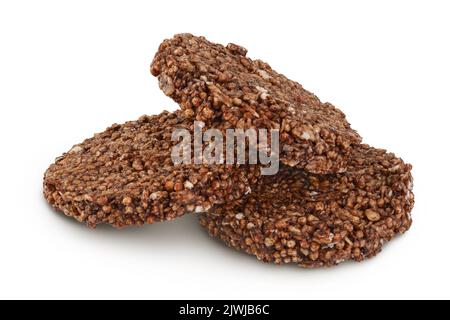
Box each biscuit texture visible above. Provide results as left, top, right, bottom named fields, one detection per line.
left=44, top=111, right=258, bottom=228
left=199, top=145, right=414, bottom=267
left=151, top=33, right=362, bottom=174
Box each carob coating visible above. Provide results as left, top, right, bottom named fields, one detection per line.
left=44, top=111, right=259, bottom=228
left=151, top=33, right=362, bottom=174
left=199, top=145, right=414, bottom=268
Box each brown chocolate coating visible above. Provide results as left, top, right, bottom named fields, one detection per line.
left=199, top=145, right=414, bottom=268
left=44, top=111, right=258, bottom=228
left=151, top=33, right=362, bottom=174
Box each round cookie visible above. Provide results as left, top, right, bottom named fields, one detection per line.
left=44, top=111, right=259, bottom=228
left=151, top=33, right=362, bottom=174
left=199, top=145, right=414, bottom=268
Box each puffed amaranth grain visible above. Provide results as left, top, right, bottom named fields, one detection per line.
left=44, top=111, right=258, bottom=228
left=199, top=145, right=414, bottom=268
left=151, top=33, right=362, bottom=174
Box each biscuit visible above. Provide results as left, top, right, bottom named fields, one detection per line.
left=199, top=145, right=414, bottom=267
left=44, top=111, right=258, bottom=228
left=151, top=34, right=362, bottom=174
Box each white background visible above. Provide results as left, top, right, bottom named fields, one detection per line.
left=0, top=0, right=449, bottom=300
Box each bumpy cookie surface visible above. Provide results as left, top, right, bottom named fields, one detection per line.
left=151, top=34, right=362, bottom=174
left=44, top=111, right=258, bottom=228
left=199, top=145, right=414, bottom=268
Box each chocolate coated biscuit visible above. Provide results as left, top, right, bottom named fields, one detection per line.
left=151, top=34, right=362, bottom=174
left=199, top=145, right=414, bottom=267
left=44, top=111, right=258, bottom=228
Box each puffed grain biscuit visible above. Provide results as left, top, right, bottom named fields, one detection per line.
left=44, top=111, right=258, bottom=228
left=199, top=145, right=414, bottom=267
left=151, top=34, right=362, bottom=174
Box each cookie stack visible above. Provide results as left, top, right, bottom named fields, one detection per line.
left=44, top=34, right=414, bottom=268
